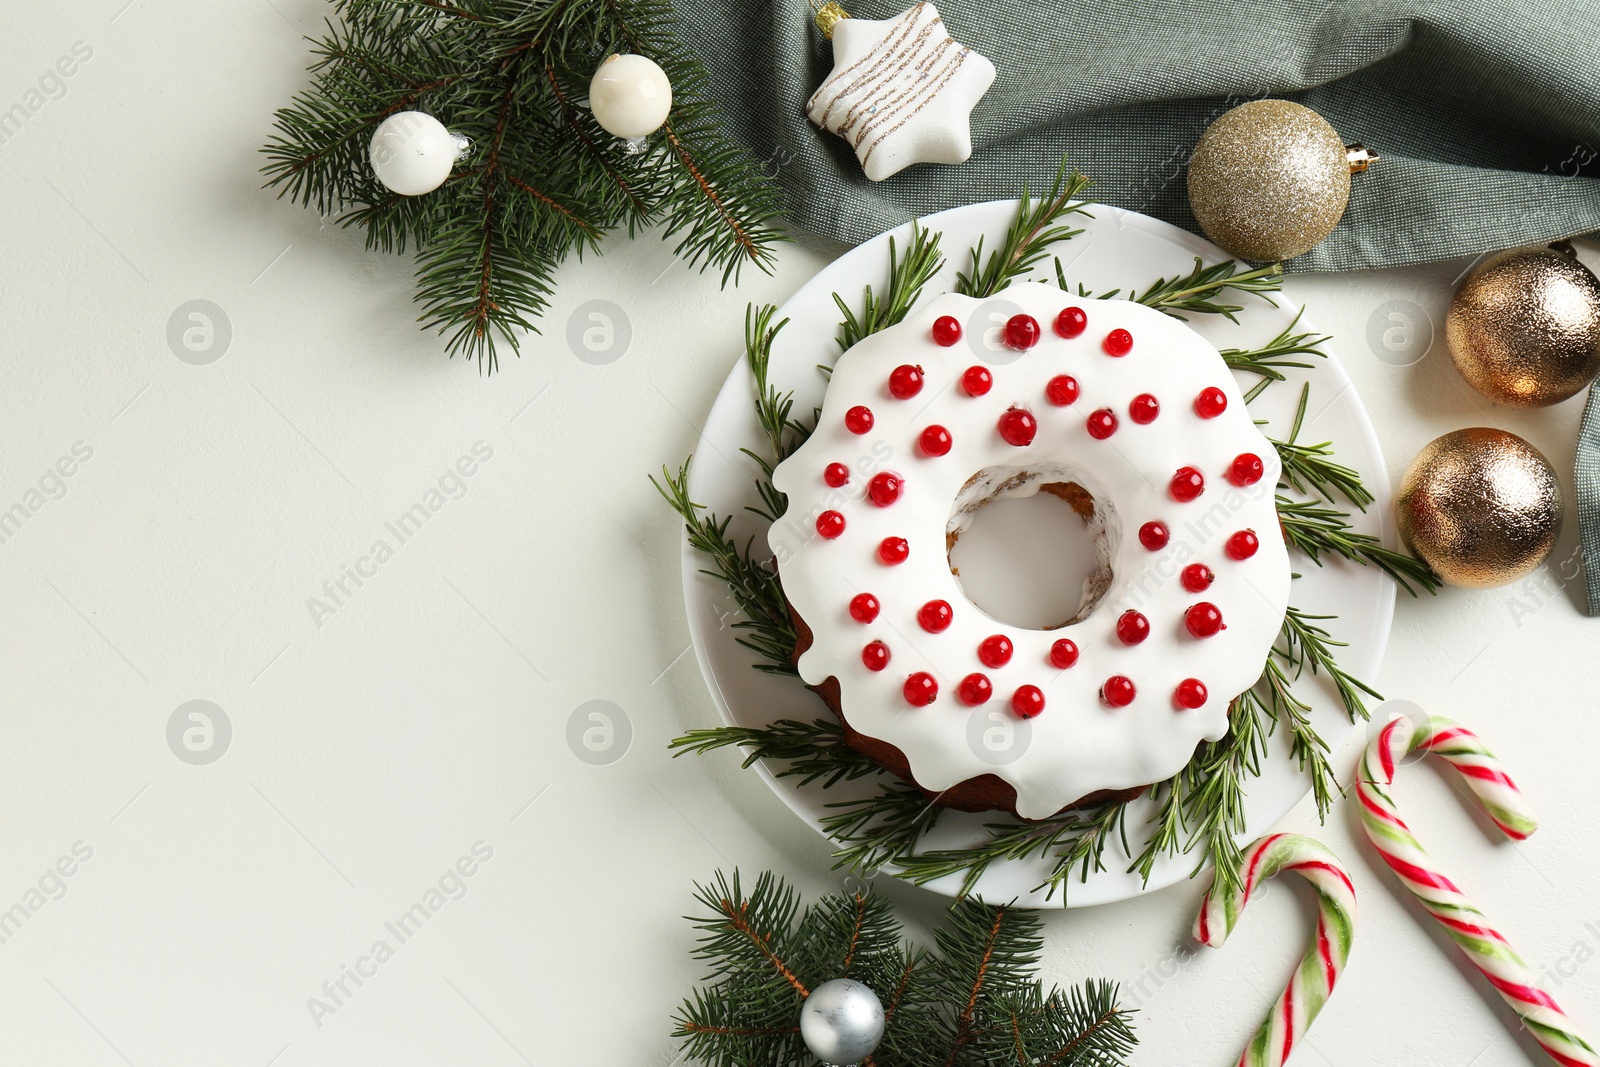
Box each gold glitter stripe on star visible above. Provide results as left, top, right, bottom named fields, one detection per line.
left=828, top=19, right=949, bottom=141
left=841, top=36, right=961, bottom=150
left=806, top=3, right=933, bottom=126
left=858, top=47, right=970, bottom=167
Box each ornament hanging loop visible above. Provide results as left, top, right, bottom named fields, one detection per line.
left=811, top=0, right=850, bottom=37
left=1345, top=143, right=1379, bottom=173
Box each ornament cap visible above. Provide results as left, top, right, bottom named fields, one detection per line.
left=812, top=0, right=850, bottom=37
left=1345, top=144, right=1379, bottom=173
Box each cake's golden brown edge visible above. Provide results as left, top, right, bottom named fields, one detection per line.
left=788, top=603, right=1147, bottom=820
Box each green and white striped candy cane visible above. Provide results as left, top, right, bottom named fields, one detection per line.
left=1359, top=712, right=1597, bottom=1067
left=1193, top=833, right=1357, bottom=1067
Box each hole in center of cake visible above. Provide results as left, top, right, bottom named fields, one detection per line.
left=945, top=464, right=1118, bottom=630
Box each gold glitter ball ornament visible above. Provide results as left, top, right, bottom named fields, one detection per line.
left=1446, top=243, right=1600, bottom=407
left=1187, top=100, right=1374, bottom=262
left=1396, top=428, right=1563, bottom=589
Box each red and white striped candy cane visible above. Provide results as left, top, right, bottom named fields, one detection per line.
left=1358, top=712, right=1598, bottom=1066
left=1194, top=833, right=1357, bottom=1067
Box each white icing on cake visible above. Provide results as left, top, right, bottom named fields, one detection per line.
left=768, top=283, right=1291, bottom=819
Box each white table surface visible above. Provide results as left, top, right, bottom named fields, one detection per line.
left=3, top=4, right=1597, bottom=1065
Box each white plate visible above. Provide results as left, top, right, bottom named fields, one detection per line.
left=680, top=200, right=1396, bottom=907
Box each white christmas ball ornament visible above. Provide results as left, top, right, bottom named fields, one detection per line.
left=589, top=53, right=672, bottom=139
left=369, top=111, right=468, bottom=196
left=799, top=978, right=884, bottom=1065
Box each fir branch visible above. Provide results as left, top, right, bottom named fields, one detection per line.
left=1129, top=257, right=1282, bottom=322
left=1271, top=383, right=1375, bottom=510
left=673, top=872, right=1135, bottom=1067
left=1218, top=309, right=1328, bottom=383
left=956, top=158, right=1093, bottom=298
left=650, top=459, right=797, bottom=674
left=1276, top=606, right=1383, bottom=722
left=1277, top=495, right=1442, bottom=596
left=834, top=221, right=946, bottom=351
left=262, top=0, right=785, bottom=372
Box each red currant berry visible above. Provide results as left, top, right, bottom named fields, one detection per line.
left=824, top=462, right=850, bottom=488
left=845, top=406, right=874, bottom=434
left=878, top=537, right=910, bottom=565
left=1049, top=639, right=1079, bottom=669
left=1185, top=602, right=1225, bottom=638
left=961, top=366, right=993, bottom=396
left=1194, top=387, right=1228, bottom=419
left=998, top=408, right=1037, bottom=447
left=1227, top=530, right=1260, bottom=560
left=816, top=511, right=845, bottom=539
left=1175, top=678, right=1208, bottom=710
left=1170, top=466, right=1205, bottom=502
left=919, top=425, right=953, bottom=457
left=1102, top=675, right=1137, bottom=707
left=1228, top=452, right=1264, bottom=487
left=1003, top=314, right=1041, bottom=351
left=1138, top=521, right=1170, bottom=551
left=932, top=315, right=962, bottom=346
left=1055, top=306, right=1088, bottom=338
left=867, top=471, right=903, bottom=507
left=1046, top=375, right=1080, bottom=406
left=917, top=599, right=953, bottom=633
left=904, top=672, right=938, bottom=706
left=1012, top=684, right=1046, bottom=719
left=888, top=364, right=924, bottom=399
left=1086, top=408, right=1118, bottom=440
left=1129, top=393, right=1160, bottom=424
left=849, top=593, right=880, bottom=623
left=978, top=634, right=1013, bottom=668
left=1116, top=610, right=1150, bottom=645
left=862, top=641, right=890, bottom=672
left=1102, top=328, right=1134, bottom=356
left=1181, top=563, right=1215, bottom=593
left=958, top=673, right=993, bottom=706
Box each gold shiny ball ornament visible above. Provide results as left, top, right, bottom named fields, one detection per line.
left=1446, top=243, right=1600, bottom=407
left=1187, top=100, right=1374, bottom=262
left=1396, top=428, right=1563, bottom=589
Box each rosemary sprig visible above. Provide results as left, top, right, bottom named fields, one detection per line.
left=821, top=778, right=946, bottom=877
left=956, top=158, right=1093, bottom=298
left=1180, top=689, right=1273, bottom=897
left=1130, top=258, right=1282, bottom=321
left=1277, top=495, right=1442, bottom=596
left=834, top=221, right=946, bottom=351
left=651, top=460, right=798, bottom=674
left=894, top=800, right=1127, bottom=902
left=1276, top=606, right=1383, bottom=722
left=1272, top=384, right=1375, bottom=510
left=1053, top=260, right=1121, bottom=300
left=669, top=718, right=882, bottom=788
left=1259, top=659, right=1340, bottom=820
left=1219, top=309, right=1328, bottom=383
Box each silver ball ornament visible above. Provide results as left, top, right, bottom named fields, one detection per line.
left=799, top=978, right=885, bottom=1066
